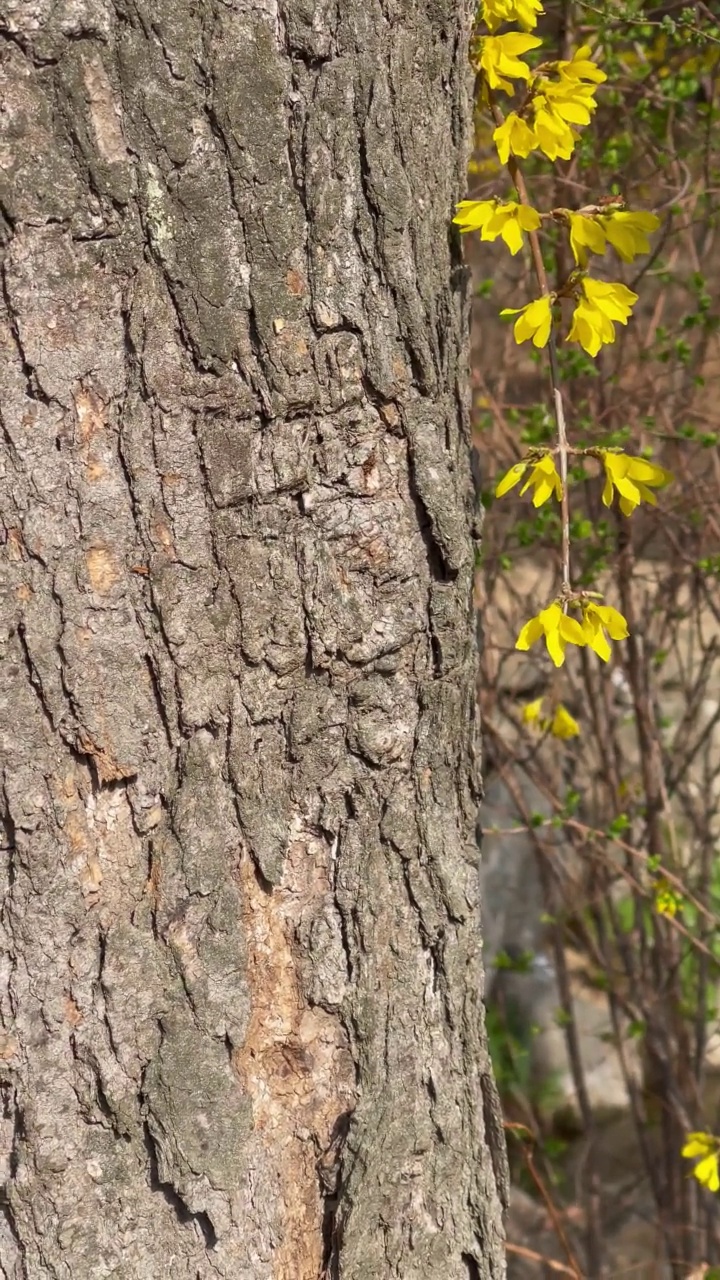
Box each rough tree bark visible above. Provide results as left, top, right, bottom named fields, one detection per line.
left=0, top=0, right=507, bottom=1276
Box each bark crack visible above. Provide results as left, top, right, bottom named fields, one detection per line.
left=141, top=1121, right=218, bottom=1252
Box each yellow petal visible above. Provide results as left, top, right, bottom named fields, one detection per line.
left=626, top=457, right=672, bottom=487
left=544, top=629, right=566, bottom=668
left=613, top=472, right=643, bottom=510
left=554, top=99, right=593, bottom=125
left=634, top=483, right=658, bottom=505
left=517, top=603, right=570, bottom=664
left=683, top=1134, right=716, bottom=1160
left=481, top=34, right=542, bottom=91
left=495, top=462, right=527, bottom=497
left=585, top=624, right=611, bottom=662
left=559, top=46, right=607, bottom=82
left=512, top=308, right=538, bottom=345
left=514, top=296, right=553, bottom=347
left=550, top=705, right=580, bottom=738
left=522, top=697, right=545, bottom=724
left=493, top=114, right=538, bottom=164
left=516, top=616, right=544, bottom=651
left=583, top=278, right=638, bottom=318
left=518, top=205, right=542, bottom=231
left=539, top=603, right=563, bottom=629
left=501, top=217, right=524, bottom=255
left=567, top=303, right=603, bottom=356
left=627, top=211, right=661, bottom=231
left=496, top=32, right=543, bottom=54
left=602, top=452, right=624, bottom=480
left=601, top=210, right=660, bottom=262
left=594, top=605, right=629, bottom=639
left=559, top=615, right=587, bottom=646
left=531, top=475, right=554, bottom=507
left=534, top=103, right=570, bottom=138
left=694, top=1154, right=720, bottom=1192
left=544, top=630, right=565, bottom=667
left=568, top=213, right=606, bottom=264
left=453, top=199, right=496, bottom=233
left=603, top=224, right=640, bottom=262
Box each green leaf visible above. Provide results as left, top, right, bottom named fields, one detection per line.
left=607, top=813, right=630, bottom=837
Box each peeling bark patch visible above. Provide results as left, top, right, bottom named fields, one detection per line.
left=235, top=830, right=356, bottom=1280
left=83, top=56, right=129, bottom=167
left=74, top=384, right=106, bottom=442
left=74, top=729, right=135, bottom=783
left=85, top=546, right=121, bottom=594
left=49, top=769, right=141, bottom=899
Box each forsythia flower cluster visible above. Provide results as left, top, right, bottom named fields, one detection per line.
left=457, top=2, right=662, bottom=359
left=523, top=697, right=580, bottom=739
left=454, top=198, right=540, bottom=254
left=482, top=0, right=544, bottom=34
left=493, top=44, right=606, bottom=165
left=516, top=599, right=629, bottom=668
left=566, top=208, right=660, bottom=265
left=682, top=1133, right=720, bottom=1193
left=463, top=0, right=687, bottom=1196
left=495, top=449, right=672, bottom=516
left=455, top=1, right=674, bottom=674
left=495, top=452, right=562, bottom=506
left=497, top=449, right=671, bottom=663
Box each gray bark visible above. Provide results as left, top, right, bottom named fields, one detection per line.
left=0, top=0, right=507, bottom=1276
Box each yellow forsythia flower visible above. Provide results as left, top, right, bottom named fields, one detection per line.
left=494, top=78, right=601, bottom=165
left=529, top=93, right=578, bottom=161
left=479, top=33, right=543, bottom=93
left=599, top=450, right=673, bottom=516
left=599, top=210, right=661, bottom=262
left=528, top=75, right=600, bottom=160
left=493, top=112, right=538, bottom=164
left=502, top=47, right=604, bottom=163
left=482, top=0, right=544, bottom=33
left=522, top=696, right=545, bottom=725
left=567, top=213, right=607, bottom=265
left=654, top=878, right=682, bottom=918
left=567, top=209, right=660, bottom=266
left=495, top=453, right=562, bottom=506
left=682, top=1133, right=720, bottom=1193
left=453, top=198, right=541, bottom=254
left=541, top=78, right=598, bottom=125
left=557, top=44, right=607, bottom=84
left=501, top=294, right=554, bottom=347
left=567, top=278, right=638, bottom=357
left=516, top=603, right=587, bottom=668
left=580, top=602, right=629, bottom=662
left=550, top=704, right=580, bottom=739
left=453, top=200, right=495, bottom=234
left=522, top=698, right=580, bottom=738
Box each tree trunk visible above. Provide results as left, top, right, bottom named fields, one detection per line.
left=0, top=1, right=507, bottom=1276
